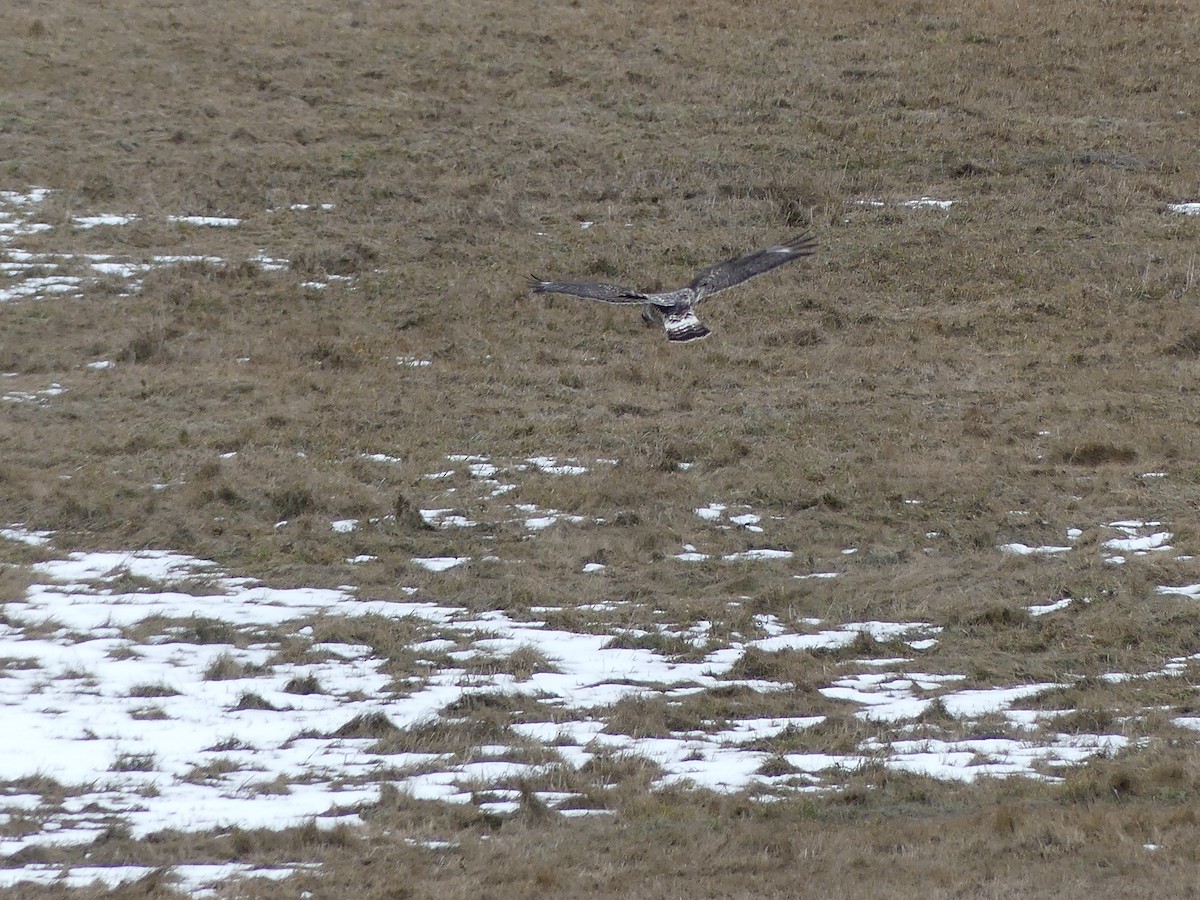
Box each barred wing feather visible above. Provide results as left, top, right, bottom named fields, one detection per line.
left=688, top=233, right=817, bottom=300
left=528, top=277, right=649, bottom=304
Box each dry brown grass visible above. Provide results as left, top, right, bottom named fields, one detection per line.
left=5, top=0, right=1200, bottom=894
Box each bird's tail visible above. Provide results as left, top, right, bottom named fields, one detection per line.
left=663, top=308, right=711, bottom=343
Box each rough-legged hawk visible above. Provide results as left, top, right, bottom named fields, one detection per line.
left=529, top=232, right=817, bottom=343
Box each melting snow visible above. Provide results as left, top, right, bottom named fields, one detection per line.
left=0, top=524, right=1139, bottom=857
left=411, top=556, right=469, bottom=572
left=167, top=215, right=241, bottom=227
left=998, top=518, right=1181, bottom=566
left=73, top=214, right=137, bottom=228
left=729, top=513, right=763, bottom=531
left=0, top=862, right=314, bottom=894
left=1156, top=583, right=1200, bottom=599
left=694, top=503, right=766, bottom=533
left=2, top=382, right=67, bottom=404
left=0, top=437, right=1180, bottom=861
left=527, top=456, right=589, bottom=476
left=0, top=188, right=349, bottom=304
left=866, top=734, right=1127, bottom=782
left=999, top=542, right=1072, bottom=556
left=419, top=509, right=477, bottom=528
left=1027, top=598, right=1073, bottom=617
left=900, top=197, right=956, bottom=209
left=724, top=548, right=793, bottom=562
left=853, top=197, right=958, bottom=210
left=0, top=525, right=52, bottom=546
left=1102, top=531, right=1172, bottom=553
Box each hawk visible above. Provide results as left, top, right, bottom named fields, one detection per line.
left=529, top=232, right=817, bottom=342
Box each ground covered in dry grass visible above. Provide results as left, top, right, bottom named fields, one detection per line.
left=3, top=0, right=1200, bottom=896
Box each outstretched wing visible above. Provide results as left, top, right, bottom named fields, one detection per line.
left=528, top=276, right=649, bottom=304
left=688, top=233, right=817, bottom=301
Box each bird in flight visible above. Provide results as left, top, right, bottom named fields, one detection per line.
left=529, top=233, right=817, bottom=343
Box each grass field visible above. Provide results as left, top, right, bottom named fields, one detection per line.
left=3, top=0, right=1200, bottom=895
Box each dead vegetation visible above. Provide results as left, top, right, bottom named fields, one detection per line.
left=3, top=0, right=1200, bottom=894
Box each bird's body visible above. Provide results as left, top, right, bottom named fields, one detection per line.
left=529, top=233, right=816, bottom=342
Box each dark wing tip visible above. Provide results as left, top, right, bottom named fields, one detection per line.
left=782, top=232, right=818, bottom=255
left=527, top=275, right=547, bottom=292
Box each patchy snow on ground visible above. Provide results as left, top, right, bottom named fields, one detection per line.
left=999, top=519, right=1180, bottom=566
left=852, top=197, right=958, bottom=210
left=0, top=862, right=312, bottom=895
left=167, top=215, right=242, bottom=228
left=0, top=187, right=346, bottom=307
left=396, top=356, right=432, bottom=368
left=411, top=555, right=470, bottom=571
left=0, top=506, right=1141, bottom=866
left=2, top=382, right=66, bottom=405
left=1027, top=597, right=1074, bottom=617
left=999, top=541, right=1072, bottom=556
left=694, top=503, right=768, bottom=533
left=393, top=453, right=612, bottom=534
